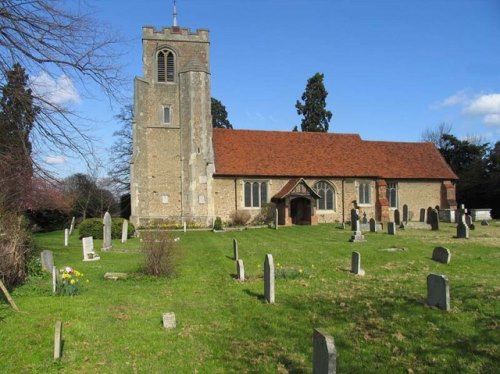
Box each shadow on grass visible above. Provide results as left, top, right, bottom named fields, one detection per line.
left=278, top=355, right=307, bottom=374
left=243, top=288, right=265, bottom=301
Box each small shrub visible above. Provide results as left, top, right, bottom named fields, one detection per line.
left=79, top=217, right=135, bottom=239
left=25, top=254, right=44, bottom=278
left=141, top=231, right=181, bottom=277
left=213, top=217, right=223, bottom=231
left=229, top=210, right=251, bottom=226
left=252, top=202, right=277, bottom=226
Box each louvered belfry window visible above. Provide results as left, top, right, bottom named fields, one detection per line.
left=157, top=50, right=174, bottom=82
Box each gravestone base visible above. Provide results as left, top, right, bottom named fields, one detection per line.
left=349, top=231, right=366, bottom=242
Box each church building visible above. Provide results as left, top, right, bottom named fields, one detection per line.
left=130, top=23, right=457, bottom=228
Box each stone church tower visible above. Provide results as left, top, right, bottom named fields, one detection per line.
left=130, top=25, right=214, bottom=227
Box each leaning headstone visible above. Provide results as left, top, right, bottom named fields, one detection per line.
left=419, top=208, right=426, bottom=223
left=64, top=228, right=69, bottom=247
left=69, top=217, right=75, bottom=236
left=432, top=247, right=451, bottom=264
left=456, top=216, right=469, bottom=239
left=394, top=209, right=401, bottom=225
left=429, top=209, right=439, bottom=231
left=52, top=266, right=57, bottom=294
left=427, top=274, right=450, bottom=311
left=264, top=254, right=275, bottom=304
left=313, top=328, right=336, bottom=374
left=121, top=219, right=128, bottom=244
left=351, top=251, right=365, bottom=276
left=387, top=222, right=396, bottom=235
left=82, top=236, right=100, bottom=261
left=402, top=204, right=409, bottom=223
left=41, top=250, right=54, bottom=272
left=102, top=211, right=112, bottom=250
left=369, top=218, right=377, bottom=232
left=233, top=239, right=239, bottom=261
left=236, top=259, right=245, bottom=281
left=54, top=321, right=63, bottom=360
left=162, top=312, right=176, bottom=329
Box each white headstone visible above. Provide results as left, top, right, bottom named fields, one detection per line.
left=82, top=236, right=100, bottom=261
left=236, top=259, right=245, bottom=281
left=264, top=254, right=275, bottom=304
left=102, top=211, right=112, bottom=250
left=162, top=312, right=176, bottom=329
left=54, top=321, right=63, bottom=360
left=41, top=250, right=54, bottom=272
left=64, top=228, right=69, bottom=247
left=52, top=266, right=57, bottom=294
left=121, top=219, right=128, bottom=243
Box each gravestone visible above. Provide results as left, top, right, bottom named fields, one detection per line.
left=369, top=218, right=377, bottom=232
left=233, top=239, right=238, bottom=261
left=402, top=204, right=409, bottom=223
left=432, top=247, right=451, bottom=264
left=426, top=207, right=433, bottom=224
left=351, top=251, right=365, bottom=276
left=64, top=228, right=69, bottom=247
left=52, top=266, right=58, bottom=294
left=69, top=217, right=75, bottom=236
left=162, top=312, right=176, bottom=329
left=349, top=209, right=366, bottom=242
left=54, top=321, right=62, bottom=360
left=387, top=222, right=396, bottom=235
left=275, top=208, right=279, bottom=229
left=121, top=219, right=128, bottom=244
left=457, top=204, right=466, bottom=224
left=465, top=214, right=472, bottom=227
left=481, top=220, right=489, bottom=226
left=313, top=328, right=336, bottom=374
left=82, top=236, right=100, bottom=261
left=104, top=272, right=128, bottom=280
left=350, top=209, right=357, bottom=231
left=236, top=259, right=245, bottom=281
left=362, top=212, right=367, bottom=224
left=427, top=273, right=450, bottom=311
left=394, top=209, right=401, bottom=225
left=429, top=209, right=439, bottom=231
left=183, top=222, right=186, bottom=232
left=41, top=250, right=54, bottom=272
left=102, top=211, right=112, bottom=250
left=419, top=208, right=426, bottom=222
left=456, top=216, right=469, bottom=239
left=264, top=254, right=275, bottom=304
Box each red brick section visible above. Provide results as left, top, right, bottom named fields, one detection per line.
left=376, top=179, right=390, bottom=222
left=442, top=180, right=457, bottom=209
left=212, top=129, right=458, bottom=180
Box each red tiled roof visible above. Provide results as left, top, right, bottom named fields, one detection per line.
left=212, top=129, right=457, bottom=180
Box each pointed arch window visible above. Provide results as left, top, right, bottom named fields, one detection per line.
left=314, top=181, right=335, bottom=210
left=157, top=50, right=175, bottom=82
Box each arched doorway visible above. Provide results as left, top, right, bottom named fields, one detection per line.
left=290, top=197, right=312, bottom=225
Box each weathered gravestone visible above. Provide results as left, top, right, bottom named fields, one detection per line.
left=162, top=312, right=176, bottom=329
left=351, top=251, right=365, bottom=276
left=465, top=214, right=473, bottom=228
left=419, top=208, right=426, bottom=223
left=69, top=217, right=75, bottom=236
left=456, top=216, right=469, bottom=239
left=82, top=236, right=100, bottom=261
left=394, top=209, right=401, bottom=225
left=64, top=228, right=69, bottom=247
left=264, top=254, right=275, bottom=304
left=233, top=239, right=238, bottom=261
left=54, top=321, right=63, bottom=360
left=369, top=218, right=377, bottom=232
left=426, top=207, right=433, bottom=224
left=432, top=247, right=451, bottom=264
left=350, top=209, right=357, bottom=231
left=52, top=266, right=58, bottom=294
left=362, top=212, right=367, bottom=224
left=387, top=222, right=396, bottom=235
left=41, top=250, right=54, bottom=272
left=275, top=208, right=279, bottom=229
left=236, top=259, right=245, bottom=281
left=104, top=272, right=128, bottom=280
left=121, top=219, right=128, bottom=244
left=102, top=211, right=112, bottom=250
left=429, top=209, right=439, bottom=231
left=349, top=209, right=366, bottom=242
left=427, top=274, right=450, bottom=311
left=402, top=204, right=409, bottom=223
left=313, top=328, right=336, bottom=374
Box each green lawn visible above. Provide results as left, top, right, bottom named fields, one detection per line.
left=1, top=223, right=499, bottom=373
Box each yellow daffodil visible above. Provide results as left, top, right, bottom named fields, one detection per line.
left=70, top=279, right=76, bottom=285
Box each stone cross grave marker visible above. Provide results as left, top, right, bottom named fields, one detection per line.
left=456, top=215, right=469, bottom=239
left=369, top=218, right=377, bottom=232
left=402, top=204, right=409, bottom=223
left=162, top=312, right=176, bottom=329
left=432, top=247, right=451, bottom=264
left=419, top=208, right=426, bottom=222
left=236, top=259, right=245, bottom=281
left=64, top=228, right=69, bottom=247
left=102, top=211, right=112, bottom=250
left=350, top=209, right=366, bottom=242
left=351, top=251, right=365, bottom=276
left=429, top=209, right=439, bottom=230
left=313, top=328, right=336, bottom=374
left=69, top=216, right=75, bottom=236
left=387, top=222, right=396, bottom=235
left=54, top=321, right=63, bottom=360
left=41, top=250, right=54, bottom=272
left=394, top=209, right=401, bottom=225
left=264, top=254, right=275, bottom=304
left=427, top=273, right=450, bottom=311
left=82, top=236, right=100, bottom=261
left=121, top=219, right=128, bottom=243
left=233, top=239, right=238, bottom=261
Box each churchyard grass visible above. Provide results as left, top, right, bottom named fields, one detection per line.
left=0, top=223, right=498, bottom=372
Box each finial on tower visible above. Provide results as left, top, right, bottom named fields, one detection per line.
left=173, top=0, right=178, bottom=27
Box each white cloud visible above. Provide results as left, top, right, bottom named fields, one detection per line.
left=465, top=93, right=500, bottom=115
left=30, top=72, right=80, bottom=105
left=436, top=91, right=469, bottom=107
left=484, top=114, right=500, bottom=126
left=44, top=155, right=66, bottom=164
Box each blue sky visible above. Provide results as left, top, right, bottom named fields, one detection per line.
left=42, top=0, right=500, bottom=176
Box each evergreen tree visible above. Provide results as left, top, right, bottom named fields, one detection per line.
left=295, top=73, right=332, bottom=132
left=211, top=97, right=233, bottom=129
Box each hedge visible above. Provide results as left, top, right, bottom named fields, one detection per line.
left=78, top=217, right=135, bottom=240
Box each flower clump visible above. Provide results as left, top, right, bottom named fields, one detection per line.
left=274, top=263, right=309, bottom=280
left=57, top=267, right=84, bottom=296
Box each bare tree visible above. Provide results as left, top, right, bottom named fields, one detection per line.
left=108, top=104, right=133, bottom=194
left=421, top=122, right=453, bottom=149
left=0, top=0, right=125, bottom=168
